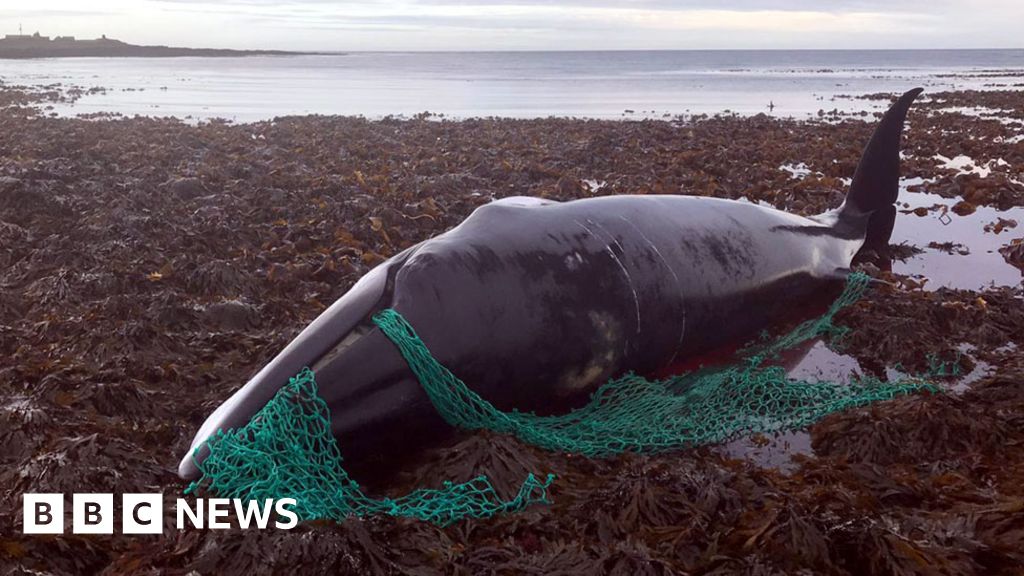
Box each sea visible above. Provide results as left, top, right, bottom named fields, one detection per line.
left=1, top=49, right=1022, bottom=122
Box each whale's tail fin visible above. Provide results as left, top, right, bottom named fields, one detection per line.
left=836, top=87, right=923, bottom=248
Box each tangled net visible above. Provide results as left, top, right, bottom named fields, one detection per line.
left=187, top=273, right=937, bottom=526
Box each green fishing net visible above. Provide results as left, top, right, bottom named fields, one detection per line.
left=186, top=272, right=938, bottom=526
left=184, top=367, right=554, bottom=526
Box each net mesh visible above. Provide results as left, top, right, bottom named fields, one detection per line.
left=184, top=369, right=555, bottom=526
left=186, top=272, right=938, bottom=525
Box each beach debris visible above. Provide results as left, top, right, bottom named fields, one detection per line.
left=985, top=217, right=1018, bottom=234
left=927, top=241, right=970, bottom=255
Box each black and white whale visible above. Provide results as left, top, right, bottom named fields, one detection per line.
left=178, top=88, right=923, bottom=480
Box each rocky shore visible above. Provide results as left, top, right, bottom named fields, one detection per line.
left=0, top=84, right=1022, bottom=575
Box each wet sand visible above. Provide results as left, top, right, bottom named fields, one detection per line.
left=1, top=85, right=1022, bottom=575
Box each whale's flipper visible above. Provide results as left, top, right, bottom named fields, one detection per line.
left=837, top=87, right=923, bottom=247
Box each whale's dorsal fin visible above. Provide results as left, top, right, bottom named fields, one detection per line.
left=832, top=88, right=923, bottom=247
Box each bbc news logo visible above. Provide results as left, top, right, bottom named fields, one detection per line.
left=23, top=494, right=298, bottom=534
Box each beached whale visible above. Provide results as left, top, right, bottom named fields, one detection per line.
left=178, top=88, right=923, bottom=480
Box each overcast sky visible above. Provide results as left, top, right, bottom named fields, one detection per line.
left=2, top=0, right=1021, bottom=51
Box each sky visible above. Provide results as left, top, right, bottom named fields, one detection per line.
left=1, top=0, right=1021, bottom=51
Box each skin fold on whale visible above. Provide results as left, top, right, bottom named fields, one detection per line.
left=178, top=88, right=924, bottom=480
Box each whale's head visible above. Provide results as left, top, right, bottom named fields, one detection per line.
left=177, top=247, right=439, bottom=481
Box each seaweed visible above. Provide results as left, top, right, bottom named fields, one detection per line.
left=1, top=83, right=1023, bottom=575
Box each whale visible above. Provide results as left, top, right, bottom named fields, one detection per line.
left=178, top=88, right=923, bottom=480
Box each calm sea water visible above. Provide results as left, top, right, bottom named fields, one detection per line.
left=2, top=49, right=1022, bottom=122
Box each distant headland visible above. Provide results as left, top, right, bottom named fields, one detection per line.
left=0, top=31, right=315, bottom=59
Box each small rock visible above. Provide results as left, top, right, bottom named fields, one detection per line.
left=162, top=176, right=208, bottom=200
left=951, top=200, right=976, bottom=216
left=204, top=300, right=257, bottom=331
left=0, top=175, right=21, bottom=190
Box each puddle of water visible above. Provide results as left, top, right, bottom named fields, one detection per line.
left=891, top=178, right=1024, bottom=291
left=933, top=154, right=1010, bottom=178
left=994, top=342, right=1019, bottom=354
left=780, top=162, right=817, bottom=180
left=716, top=337, right=994, bottom=470
left=946, top=342, right=994, bottom=394
left=996, top=133, right=1024, bottom=145
left=714, top=341, right=857, bottom=471
left=786, top=340, right=863, bottom=382
left=951, top=359, right=994, bottom=394
left=718, top=431, right=811, bottom=473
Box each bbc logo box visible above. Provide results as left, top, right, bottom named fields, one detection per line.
left=22, top=494, right=64, bottom=534
left=23, top=493, right=164, bottom=535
